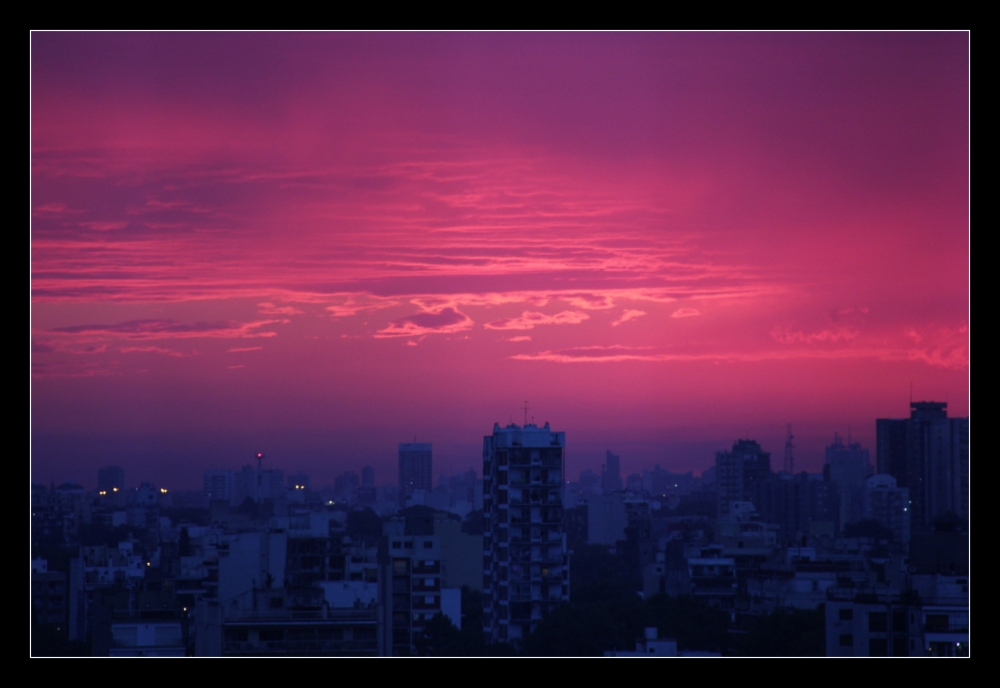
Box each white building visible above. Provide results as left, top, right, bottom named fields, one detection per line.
left=483, top=422, right=569, bottom=644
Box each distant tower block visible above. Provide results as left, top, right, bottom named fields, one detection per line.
left=398, top=442, right=432, bottom=507
left=783, top=424, right=795, bottom=474
left=602, top=450, right=623, bottom=494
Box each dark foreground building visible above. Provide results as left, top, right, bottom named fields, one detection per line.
left=483, top=423, right=569, bottom=644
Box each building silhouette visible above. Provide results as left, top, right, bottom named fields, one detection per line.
left=824, top=434, right=873, bottom=531
left=203, top=470, right=235, bottom=505
left=482, top=422, right=569, bottom=644
left=862, top=473, right=911, bottom=546
left=715, top=439, right=771, bottom=518
left=601, top=450, right=622, bottom=494
left=398, top=443, right=432, bottom=507
left=877, top=402, right=969, bottom=532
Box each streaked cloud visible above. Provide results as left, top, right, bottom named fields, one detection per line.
left=47, top=318, right=283, bottom=341
left=120, top=345, right=188, bottom=357
left=484, top=310, right=590, bottom=331
left=257, top=302, right=304, bottom=316
left=79, top=221, right=128, bottom=232
left=771, top=325, right=860, bottom=344
left=375, top=307, right=474, bottom=338
left=671, top=308, right=701, bottom=318
left=611, top=309, right=647, bottom=327
left=561, top=293, right=615, bottom=310
left=902, top=324, right=968, bottom=369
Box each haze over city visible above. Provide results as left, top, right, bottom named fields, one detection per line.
left=31, top=32, right=968, bottom=490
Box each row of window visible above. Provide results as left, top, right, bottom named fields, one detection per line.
left=390, top=540, right=435, bottom=550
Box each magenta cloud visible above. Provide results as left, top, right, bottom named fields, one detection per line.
left=611, top=309, right=647, bottom=327
left=48, top=318, right=283, bottom=341
left=375, top=307, right=474, bottom=338
left=484, top=310, right=590, bottom=331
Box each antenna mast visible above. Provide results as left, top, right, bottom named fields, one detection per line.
left=783, top=424, right=794, bottom=474
left=523, top=401, right=529, bottom=426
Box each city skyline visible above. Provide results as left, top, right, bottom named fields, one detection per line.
left=31, top=33, right=969, bottom=490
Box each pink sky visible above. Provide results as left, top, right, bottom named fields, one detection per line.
left=31, top=33, right=969, bottom=489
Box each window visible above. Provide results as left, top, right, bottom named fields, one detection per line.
left=925, top=613, right=949, bottom=632
left=258, top=629, right=283, bottom=643
left=839, top=634, right=853, bottom=647
left=868, top=612, right=887, bottom=632
left=868, top=638, right=888, bottom=656
left=423, top=541, right=433, bottom=549
left=839, top=608, right=853, bottom=621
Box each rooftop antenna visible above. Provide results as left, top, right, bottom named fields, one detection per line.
left=524, top=401, right=529, bottom=427
left=783, top=424, right=794, bottom=474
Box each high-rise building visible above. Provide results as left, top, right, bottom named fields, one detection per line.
left=601, top=450, right=623, bottom=494
left=204, top=470, right=235, bottom=504
left=361, top=465, right=376, bottom=488
left=359, top=466, right=376, bottom=505
left=232, top=465, right=285, bottom=505
left=715, top=439, right=771, bottom=517
left=398, top=443, right=432, bottom=507
left=482, top=422, right=569, bottom=644
left=824, top=434, right=873, bottom=530
left=877, top=402, right=969, bottom=532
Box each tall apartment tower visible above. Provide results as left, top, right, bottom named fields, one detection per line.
left=824, top=434, right=873, bottom=530
left=398, top=443, right=432, bottom=507
left=601, top=450, right=623, bottom=494
left=877, top=401, right=969, bottom=532
left=203, top=469, right=235, bottom=504
left=482, top=422, right=569, bottom=644
left=715, top=439, right=771, bottom=517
